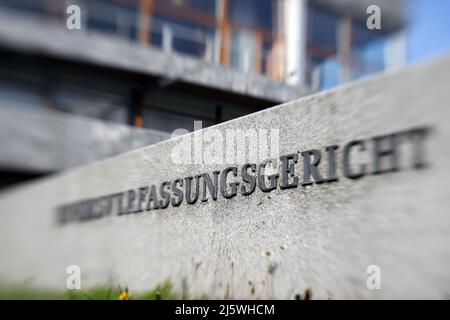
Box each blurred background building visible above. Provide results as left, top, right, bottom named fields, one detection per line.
left=0, top=0, right=449, bottom=187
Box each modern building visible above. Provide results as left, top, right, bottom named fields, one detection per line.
left=0, top=0, right=405, bottom=186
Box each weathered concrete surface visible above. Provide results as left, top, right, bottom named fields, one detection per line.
left=0, top=56, right=450, bottom=299
left=0, top=106, right=169, bottom=172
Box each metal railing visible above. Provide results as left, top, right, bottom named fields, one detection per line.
left=0, top=0, right=391, bottom=89
left=0, top=0, right=286, bottom=80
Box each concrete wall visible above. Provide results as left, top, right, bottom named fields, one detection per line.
left=0, top=106, right=169, bottom=172
left=0, top=56, right=449, bottom=299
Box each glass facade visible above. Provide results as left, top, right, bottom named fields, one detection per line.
left=306, top=3, right=400, bottom=90
left=0, top=0, right=406, bottom=132
left=0, top=0, right=402, bottom=88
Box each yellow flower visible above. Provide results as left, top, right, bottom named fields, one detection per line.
left=118, top=291, right=131, bottom=300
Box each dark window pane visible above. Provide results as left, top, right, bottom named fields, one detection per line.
left=228, top=0, right=273, bottom=30
left=308, top=5, right=338, bottom=52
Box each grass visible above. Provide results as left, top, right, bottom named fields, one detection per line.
left=0, top=279, right=181, bottom=300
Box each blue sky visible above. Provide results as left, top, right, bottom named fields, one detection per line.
left=406, top=0, right=450, bottom=63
